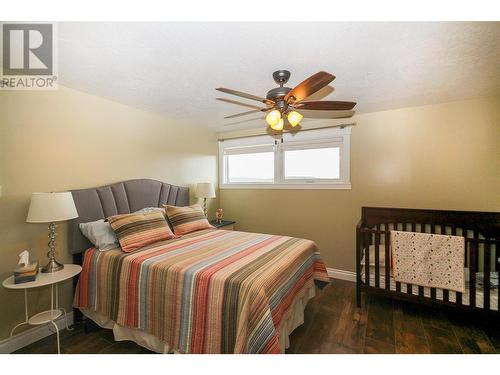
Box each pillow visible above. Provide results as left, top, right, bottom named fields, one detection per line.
left=164, top=204, right=213, bottom=235
left=79, top=219, right=119, bottom=251
left=134, top=206, right=177, bottom=232
left=107, top=211, right=175, bottom=252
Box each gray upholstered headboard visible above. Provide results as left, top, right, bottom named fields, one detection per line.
left=69, top=179, right=189, bottom=255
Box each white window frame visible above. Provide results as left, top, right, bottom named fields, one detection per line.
left=219, top=126, right=352, bottom=190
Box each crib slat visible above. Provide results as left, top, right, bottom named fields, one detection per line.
left=439, top=225, right=450, bottom=302
left=469, top=238, right=477, bottom=308
left=411, top=222, right=416, bottom=232
left=385, top=224, right=390, bottom=290
left=407, top=284, right=413, bottom=295
left=374, top=225, right=380, bottom=288
left=474, top=231, right=480, bottom=272
left=483, top=241, right=491, bottom=310
left=497, top=248, right=500, bottom=310
left=364, top=231, right=370, bottom=286
left=463, top=228, right=468, bottom=267
left=403, top=223, right=412, bottom=295
left=418, top=286, right=424, bottom=298
left=456, top=226, right=466, bottom=306
left=422, top=220, right=436, bottom=299
left=495, top=244, right=498, bottom=273
left=393, top=223, right=401, bottom=293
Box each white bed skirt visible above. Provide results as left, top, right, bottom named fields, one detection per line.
left=80, top=282, right=316, bottom=354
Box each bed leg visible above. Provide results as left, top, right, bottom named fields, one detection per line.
left=73, top=308, right=83, bottom=325
left=84, top=318, right=99, bottom=333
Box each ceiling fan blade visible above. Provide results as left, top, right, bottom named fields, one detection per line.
left=216, top=98, right=264, bottom=110
left=295, top=100, right=356, bottom=111
left=300, top=110, right=355, bottom=119
left=284, top=71, right=335, bottom=103
left=216, top=88, right=273, bottom=105
left=224, top=109, right=268, bottom=119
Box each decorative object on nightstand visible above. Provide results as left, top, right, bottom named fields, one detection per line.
left=195, top=182, right=216, bottom=217
left=210, top=219, right=235, bottom=231
left=215, top=208, right=224, bottom=224
left=14, top=250, right=39, bottom=284
left=2, top=264, right=82, bottom=354
left=26, top=192, right=79, bottom=273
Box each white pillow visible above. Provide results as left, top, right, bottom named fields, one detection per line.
left=79, top=219, right=119, bottom=251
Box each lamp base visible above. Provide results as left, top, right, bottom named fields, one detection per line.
left=41, top=258, right=64, bottom=273
left=203, top=198, right=208, bottom=218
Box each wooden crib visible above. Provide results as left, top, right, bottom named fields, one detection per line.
left=356, top=207, right=500, bottom=316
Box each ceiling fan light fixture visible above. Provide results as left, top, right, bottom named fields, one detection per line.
left=265, top=110, right=281, bottom=127
left=217, top=70, right=356, bottom=132
left=270, top=118, right=284, bottom=131
left=287, top=111, right=303, bottom=127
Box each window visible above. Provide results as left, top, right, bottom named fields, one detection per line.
left=284, top=147, right=340, bottom=180
left=226, top=152, right=274, bottom=183
left=219, top=126, right=351, bottom=189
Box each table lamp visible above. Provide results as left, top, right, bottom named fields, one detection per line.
left=195, top=183, right=216, bottom=217
left=26, top=192, right=79, bottom=273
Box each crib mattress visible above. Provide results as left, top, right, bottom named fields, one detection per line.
left=361, top=271, right=498, bottom=311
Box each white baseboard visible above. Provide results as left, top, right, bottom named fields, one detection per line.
left=0, top=311, right=74, bottom=354
left=327, top=267, right=356, bottom=282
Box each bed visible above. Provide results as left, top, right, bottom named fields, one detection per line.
left=70, top=179, right=329, bottom=354
left=356, top=207, right=500, bottom=316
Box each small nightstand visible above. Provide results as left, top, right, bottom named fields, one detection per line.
left=210, top=220, right=236, bottom=231
left=2, top=264, right=82, bottom=354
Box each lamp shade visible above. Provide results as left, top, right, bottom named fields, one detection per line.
left=26, top=192, right=78, bottom=223
left=195, top=183, right=216, bottom=199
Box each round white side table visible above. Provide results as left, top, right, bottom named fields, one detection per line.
left=2, top=264, right=82, bottom=354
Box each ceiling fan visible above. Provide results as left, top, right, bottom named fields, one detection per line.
left=216, top=70, right=356, bottom=131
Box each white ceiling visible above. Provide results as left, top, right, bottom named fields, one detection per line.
left=58, top=22, right=500, bottom=131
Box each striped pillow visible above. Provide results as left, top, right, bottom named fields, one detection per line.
left=164, top=204, right=213, bottom=235
left=107, top=211, right=175, bottom=252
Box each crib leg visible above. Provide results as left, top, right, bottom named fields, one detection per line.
left=356, top=284, right=362, bottom=308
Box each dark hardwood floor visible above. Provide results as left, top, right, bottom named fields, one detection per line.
left=14, top=279, right=500, bottom=354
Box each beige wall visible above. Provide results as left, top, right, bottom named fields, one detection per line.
left=220, top=97, right=500, bottom=272
left=0, top=86, right=218, bottom=341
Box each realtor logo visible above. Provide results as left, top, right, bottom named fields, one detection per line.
left=1, top=23, right=58, bottom=90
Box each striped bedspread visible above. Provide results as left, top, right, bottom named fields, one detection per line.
left=74, top=229, right=329, bottom=353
